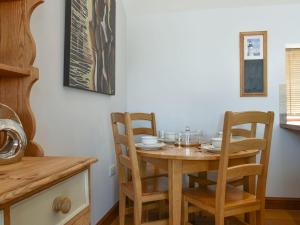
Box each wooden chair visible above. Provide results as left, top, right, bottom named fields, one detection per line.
left=130, top=112, right=167, bottom=178
left=183, top=111, right=274, bottom=225
left=189, top=123, right=257, bottom=188
left=111, top=112, right=169, bottom=225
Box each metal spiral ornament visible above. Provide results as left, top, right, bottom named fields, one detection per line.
left=0, top=104, right=27, bottom=164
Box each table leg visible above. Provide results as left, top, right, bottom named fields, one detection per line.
left=168, top=160, right=182, bottom=225
left=138, top=156, right=147, bottom=178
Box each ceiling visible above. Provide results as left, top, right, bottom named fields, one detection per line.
left=122, top=0, right=300, bottom=16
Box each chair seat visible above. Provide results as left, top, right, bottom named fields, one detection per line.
left=184, top=185, right=260, bottom=216
left=189, top=172, right=244, bottom=187
left=122, top=176, right=168, bottom=203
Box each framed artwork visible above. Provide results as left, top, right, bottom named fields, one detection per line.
left=240, top=31, right=268, bottom=97
left=64, top=0, right=116, bottom=95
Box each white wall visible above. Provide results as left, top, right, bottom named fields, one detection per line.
left=123, top=0, right=300, bottom=16
left=127, top=4, right=300, bottom=197
left=30, top=0, right=127, bottom=224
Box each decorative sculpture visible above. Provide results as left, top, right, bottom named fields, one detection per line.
left=0, top=104, right=27, bottom=165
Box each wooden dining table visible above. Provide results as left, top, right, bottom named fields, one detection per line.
left=136, top=144, right=258, bottom=225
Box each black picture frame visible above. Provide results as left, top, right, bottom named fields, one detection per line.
left=64, top=0, right=116, bottom=95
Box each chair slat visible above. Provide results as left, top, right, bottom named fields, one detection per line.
left=133, top=127, right=154, bottom=136
left=116, top=134, right=128, bottom=146
left=231, top=128, right=252, bottom=138
left=227, top=164, right=263, bottom=179
left=111, top=112, right=125, bottom=124
left=229, top=138, right=266, bottom=153
left=119, top=155, right=132, bottom=169
left=231, top=111, right=270, bottom=126
left=130, top=113, right=153, bottom=121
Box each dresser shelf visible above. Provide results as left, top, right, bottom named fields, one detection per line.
left=0, top=0, right=22, bottom=2
left=0, top=63, right=34, bottom=78
left=0, top=0, right=44, bottom=157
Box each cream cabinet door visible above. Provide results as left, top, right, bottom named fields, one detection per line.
left=10, top=170, right=89, bottom=225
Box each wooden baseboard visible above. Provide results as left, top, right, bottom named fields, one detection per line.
left=266, top=197, right=300, bottom=210
left=96, top=202, right=119, bottom=225
left=96, top=197, right=300, bottom=224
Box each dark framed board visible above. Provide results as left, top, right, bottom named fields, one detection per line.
left=240, top=31, right=268, bottom=97
left=64, top=0, right=116, bottom=95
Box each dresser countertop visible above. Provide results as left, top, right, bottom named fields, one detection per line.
left=0, top=156, right=97, bottom=207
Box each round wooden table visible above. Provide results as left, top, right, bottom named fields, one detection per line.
left=137, top=145, right=258, bottom=225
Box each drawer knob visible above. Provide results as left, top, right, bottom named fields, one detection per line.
left=52, top=197, right=72, bottom=214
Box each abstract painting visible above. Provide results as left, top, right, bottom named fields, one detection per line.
left=64, top=0, right=116, bottom=95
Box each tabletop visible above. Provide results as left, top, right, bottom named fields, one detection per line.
left=136, top=144, right=258, bottom=160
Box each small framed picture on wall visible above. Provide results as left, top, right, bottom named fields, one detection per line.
left=240, top=31, right=268, bottom=97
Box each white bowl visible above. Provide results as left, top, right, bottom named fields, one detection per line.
left=141, top=136, right=158, bottom=145
left=211, top=137, right=222, bottom=148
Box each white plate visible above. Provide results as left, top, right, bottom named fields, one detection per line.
left=158, top=138, right=176, bottom=144
left=201, top=144, right=221, bottom=153
left=135, top=142, right=166, bottom=150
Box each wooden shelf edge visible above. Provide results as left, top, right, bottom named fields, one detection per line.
left=0, top=0, right=22, bottom=2
left=280, top=123, right=300, bottom=131
left=0, top=63, right=36, bottom=78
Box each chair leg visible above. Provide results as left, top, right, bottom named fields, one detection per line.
left=215, top=215, right=224, bottom=225
left=159, top=200, right=165, bottom=219
left=119, top=191, right=126, bottom=225
left=182, top=197, right=189, bottom=225
left=256, top=209, right=265, bottom=225
left=249, top=212, right=256, bottom=225
left=143, top=207, right=149, bottom=222
left=188, top=176, right=195, bottom=188
left=134, top=200, right=142, bottom=225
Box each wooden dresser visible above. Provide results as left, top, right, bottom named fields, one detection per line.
left=0, top=1, right=97, bottom=224
left=0, top=157, right=97, bottom=225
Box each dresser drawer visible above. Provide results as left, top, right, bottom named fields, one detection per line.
left=10, top=170, right=89, bottom=225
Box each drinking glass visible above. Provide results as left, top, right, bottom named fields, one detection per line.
left=176, top=132, right=182, bottom=147
left=197, top=130, right=204, bottom=144
left=200, top=131, right=211, bottom=145
left=158, top=130, right=165, bottom=140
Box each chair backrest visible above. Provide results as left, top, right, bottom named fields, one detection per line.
left=111, top=112, right=142, bottom=196
left=216, top=111, right=274, bottom=209
left=231, top=123, right=257, bottom=138
left=130, top=112, right=157, bottom=136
